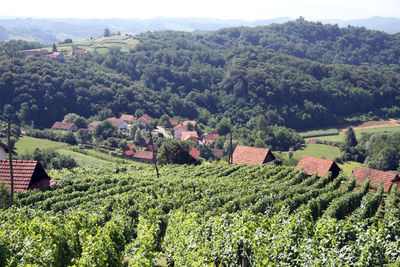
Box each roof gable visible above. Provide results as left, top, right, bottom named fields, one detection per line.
left=0, top=142, right=8, bottom=153
left=181, top=131, right=198, bottom=140
left=51, top=121, right=75, bottom=130
left=295, top=156, right=339, bottom=178
left=120, top=114, right=136, bottom=122
left=106, top=117, right=127, bottom=128
left=232, top=145, right=274, bottom=165
left=0, top=160, right=50, bottom=191
left=352, top=167, right=400, bottom=192
left=190, top=147, right=199, bottom=160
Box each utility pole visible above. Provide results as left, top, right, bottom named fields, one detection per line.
left=148, top=125, right=159, bottom=179
left=230, top=130, right=233, bottom=164
left=7, top=119, right=14, bottom=205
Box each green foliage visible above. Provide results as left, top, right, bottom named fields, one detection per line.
left=93, top=121, right=117, bottom=141
left=216, top=118, right=231, bottom=136
left=20, top=147, right=77, bottom=170
left=0, top=181, right=10, bottom=209
left=157, top=139, right=197, bottom=165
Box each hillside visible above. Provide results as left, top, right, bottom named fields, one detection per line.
left=0, top=16, right=399, bottom=44
left=1, top=20, right=400, bottom=131
left=1, top=163, right=399, bottom=265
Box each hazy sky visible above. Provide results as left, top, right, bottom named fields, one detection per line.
left=1, top=0, right=399, bottom=20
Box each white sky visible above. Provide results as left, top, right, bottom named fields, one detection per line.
left=1, top=0, right=399, bottom=20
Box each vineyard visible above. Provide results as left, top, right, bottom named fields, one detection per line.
left=1, top=163, right=400, bottom=266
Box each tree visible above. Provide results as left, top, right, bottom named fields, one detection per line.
left=52, top=44, right=57, bottom=52
left=62, top=38, right=73, bottom=44
left=76, top=129, right=92, bottom=144
left=216, top=118, right=231, bottom=136
left=157, top=139, right=197, bottom=165
left=344, top=127, right=357, bottom=147
left=104, top=28, right=111, bottom=37
left=93, top=121, right=117, bottom=141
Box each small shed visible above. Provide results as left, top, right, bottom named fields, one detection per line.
left=295, top=156, right=341, bottom=178
left=0, top=160, right=50, bottom=192
left=352, top=167, right=400, bottom=192
left=232, top=145, right=275, bottom=166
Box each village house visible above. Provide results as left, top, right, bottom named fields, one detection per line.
left=0, top=160, right=51, bottom=192
left=352, top=167, right=400, bottom=192
left=190, top=147, right=200, bottom=161
left=51, top=122, right=78, bottom=132
left=295, top=155, right=341, bottom=178
left=168, top=118, right=180, bottom=128
left=120, top=114, right=136, bottom=124
left=181, top=131, right=199, bottom=145
left=232, top=145, right=275, bottom=166
left=46, top=51, right=64, bottom=62
left=106, top=117, right=129, bottom=130
left=137, top=114, right=153, bottom=126
left=211, top=148, right=224, bottom=159
left=202, top=131, right=220, bottom=144
left=73, top=48, right=88, bottom=55
left=174, top=124, right=187, bottom=139
left=132, top=150, right=154, bottom=163
left=0, top=142, right=8, bottom=160
left=87, top=120, right=102, bottom=132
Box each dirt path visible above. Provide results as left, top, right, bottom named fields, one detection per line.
left=339, top=118, right=400, bottom=132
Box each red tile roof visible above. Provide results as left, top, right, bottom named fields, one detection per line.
left=295, top=156, right=340, bottom=178
left=232, top=145, right=275, bottom=165
left=87, top=120, right=101, bottom=132
left=146, top=144, right=159, bottom=152
left=133, top=150, right=153, bottom=160
left=127, top=144, right=135, bottom=150
left=51, top=121, right=75, bottom=130
left=0, top=160, right=49, bottom=191
left=203, top=131, right=220, bottom=143
left=352, top=167, right=400, bottom=192
left=169, top=118, right=179, bottom=127
left=73, top=49, right=87, bottom=54
left=181, top=131, right=198, bottom=141
left=120, top=114, right=136, bottom=122
left=106, top=117, right=126, bottom=128
left=190, top=147, right=200, bottom=160
left=137, top=114, right=152, bottom=124
left=24, top=50, right=41, bottom=57
left=183, top=120, right=197, bottom=127
left=0, top=142, right=8, bottom=153
left=125, top=150, right=135, bottom=157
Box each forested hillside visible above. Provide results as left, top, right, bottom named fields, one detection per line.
left=1, top=20, right=400, bottom=130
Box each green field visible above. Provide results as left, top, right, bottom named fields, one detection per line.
left=304, top=125, right=400, bottom=143
left=41, top=35, right=139, bottom=54
left=15, top=136, right=69, bottom=155
left=292, top=144, right=340, bottom=161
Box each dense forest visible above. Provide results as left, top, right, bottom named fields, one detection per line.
left=1, top=19, right=400, bottom=131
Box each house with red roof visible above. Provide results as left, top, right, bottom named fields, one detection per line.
left=168, top=118, right=180, bottom=128
left=174, top=124, right=187, bottom=139
left=145, top=143, right=159, bottom=152
left=181, top=131, right=199, bottom=145
left=124, top=150, right=135, bottom=157
left=190, top=147, right=200, bottom=161
left=73, top=49, right=88, bottom=55
left=106, top=117, right=129, bottom=130
left=352, top=167, right=400, bottom=192
left=0, top=142, right=8, bottom=160
left=46, top=52, right=64, bottom=62
left=137, top=114, right=153, bottom=126
left=202, top=131, right=220, bottom=144
left=132, top=150, right=154, bottom=163
left=120, top=114, right=136, bottom=123
left=232, top=145, right=275, bottom=166
left=0, top=160, right=51, bottom=192
left=87, top=120, right=102, bottom=132
left=295, top=156, right=341, bottom=178
left=51, top=122, right=78, bottom=132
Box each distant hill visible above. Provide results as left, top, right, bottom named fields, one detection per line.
left=0, top=16, right=399, bottom=44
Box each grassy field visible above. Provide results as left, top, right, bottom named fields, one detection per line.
left=304, top=125, right=400, bottom=143
left=57, top=149, right=115, bottom=168
left=292, top=144, right=340, bottom=161
left=41, top=35, right=139, bottom=54
left=15, top=136, right=69, bottom=155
